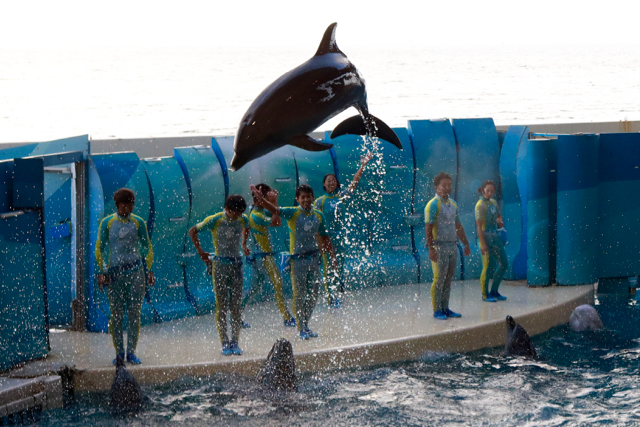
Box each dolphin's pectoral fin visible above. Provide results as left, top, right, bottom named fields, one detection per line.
left=330, top=115, right=403, bottom=150
left=288, top=135, right=334, bottom=152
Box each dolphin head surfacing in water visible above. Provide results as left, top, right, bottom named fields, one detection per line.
left=256, top=339, right=297, bottom=392
left=569, top=304, right=604, bottom=332
left=505, top=315, right=537, bottom=357
left=231, top=22, right=402, bottom=171
left=109, top=355, right=142, bottom=413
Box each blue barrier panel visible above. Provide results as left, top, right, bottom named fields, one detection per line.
left=44, top=169, right=73, bottom=326
left=212, top=136, right=259, bottom=200
left=556, top=134, right=599, bottom=285
left=0, top=211, right=48, bottom=370
left=0, top=160, right=14, bottom=212
left=292, top=145, right=336, bottom=194
left=0, top=135, right=89, bottom=162
left=88, top=154, right=155, bottom=332
left=451, top=118, right=501, bottom=280
left=142, top=157, right=196, bottom=321
left=323, top=133, right=376, bottom=288
left=367, top=128, right=418, bottom=286
left=174, top=146, right=226, bottom=314
left=499, top=126, right=529, bottom=280
left=408, top=119, right=458, bottom=283
left=526, top=139, right=552, bottom=286
left=598, top=133, right=640, bottom=278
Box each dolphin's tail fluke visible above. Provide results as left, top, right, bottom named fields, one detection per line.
left=330, top=114, right=403, bottom=150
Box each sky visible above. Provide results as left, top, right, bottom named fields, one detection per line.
left=1, top=0, right=638, bottom=48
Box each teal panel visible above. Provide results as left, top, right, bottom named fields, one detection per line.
left=143, top=157, right=196, bottom=321
left=174, top=146, right=226, bottom=314
left=323, top=133, right=375, bottom=288
left=88, top=154, right=155, bottom=333
left=556, top=134, right=599, bottom=285
left=0, top=211, right=47, bottom=370
left=527, top=139, right=551, bottom=286
left=0, top=160, right=14, bottom=212
left=292, top=147, right=336, bottom=195
left=213, top=136, right=260, bottom=201
left=499, top=126, right=529, bottom=280
left=44, top=170, right=73, bottom=326
left=408, top=119, right=458, bottom=283
left=13, top=158, right=45, bottom=209
left=0, top=135, right=89, bottom=162
left=452, top=118, right=501, bottom=280
left=598, top=133, right=640, bottom=278
left=325, top=129, right=417, bottom=288
left=515, top=133, right=530, bottom=279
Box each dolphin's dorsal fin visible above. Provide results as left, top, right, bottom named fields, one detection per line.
left=315, top=22, right=342, bottom=56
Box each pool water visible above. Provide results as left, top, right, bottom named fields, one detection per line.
left=40, top=293, right=640, bottom=426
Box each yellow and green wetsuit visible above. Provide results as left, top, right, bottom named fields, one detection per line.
left=475, top=197, right=507, bottom=300
left=425, top=195, right=460, bottom=314
left=95, top=213, right=153, bottom=357
left=243, top=206, right=293, bottom=321
left=194, top=211, right=250, bottom=346
left=280, top=206, right=329, bottom=332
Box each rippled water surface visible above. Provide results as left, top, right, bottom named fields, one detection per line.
left=39, top=294, right=640, bottom=426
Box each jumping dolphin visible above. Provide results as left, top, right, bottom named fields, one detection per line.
left=505, top=315, right=537, bottom=357
left=109, top=355, right=142, bottom=413
left=231, top=22, right=403, bottom=171
left=256, top=339, right=297, bottom=392
left=569, top=304, right=604, bottom=332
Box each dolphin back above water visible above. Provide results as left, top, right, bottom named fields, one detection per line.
left=109, top=356, right=142, bottom=413
left=505, top=315, right=537, bottom=357
left=256, top=339, right=297, bottom=392
left=231, top=22, right=403, bottom=171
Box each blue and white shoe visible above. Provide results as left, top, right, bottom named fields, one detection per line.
left=304, top=328, right=318, bottom=338
left=284, top=317, right=297, bottom=327
left=229, top=341, right=243, bottom=356
left=443, top=309, right=461, bottom=318
left=490, top=292, right=507, bottom=301
left=299, top=329, right=310, bottom=340
left=221, top=342, right=233, bottom=356
left=241, top=320, right=251, bottom=329
left=112, top=352, right=125, bottom=366
left=483, top=296, right=497, bottom=302
left=433, top=311, right=447, bottom=320
left=126, top=352, right=142, bottom=364
left=329, top=297, right=341, bottom=308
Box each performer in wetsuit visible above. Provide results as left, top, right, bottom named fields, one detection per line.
left=95, top=188, right=154, bottom=365
left=242, top=183, right=295, bottom=327
left=475, top=180, right=508, bottom=302
left=425, top=172, right=471, bottom=320
left=314, top=152, right=373, bottom=307
left=189, top=195, right=250, bottom=356
left=251, top=184, right=337, bottom=340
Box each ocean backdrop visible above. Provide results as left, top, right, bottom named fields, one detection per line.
left=1, top=44, right=639, bottom=144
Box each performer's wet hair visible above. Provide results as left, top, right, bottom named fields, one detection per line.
left=433, top=172, right=452, bottom=187
left=113, top=188, right=135, bottom=205
left=225, top=195, right=247, bottom=213
left=295, top=184, right=314, bottom=199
